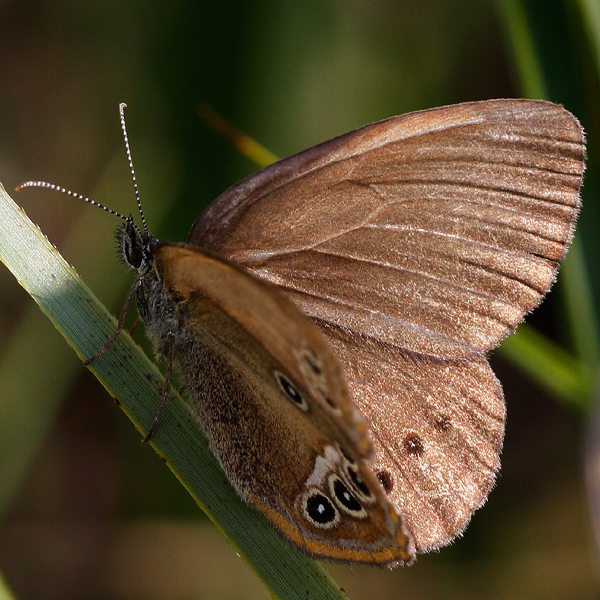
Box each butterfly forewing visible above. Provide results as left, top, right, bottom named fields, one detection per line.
left=152, top=244, right=413, bottom=564
left=189, top=99, right=584, bottom=359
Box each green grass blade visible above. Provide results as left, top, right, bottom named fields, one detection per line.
left=498, top=324, right=596, bottom=410
left=0, top=572, right=16, bottom=600
left=574, top=0, right=600, bottom=77
left=493, top=0, right=599, bottom=408
left=0, top=183, right=348, bottom=600
left=494, top=0, right=547, bottom=98
left=0, top=139, right=181, bottom=516
left=560, top=239, right=600, bottom=372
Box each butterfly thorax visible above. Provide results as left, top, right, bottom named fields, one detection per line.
left=136, top=268, right=179, bottom=361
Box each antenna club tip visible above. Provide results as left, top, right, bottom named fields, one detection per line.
left=119, top=102, right=128, bottom=114
left=15, top=181, right=35, bottom=192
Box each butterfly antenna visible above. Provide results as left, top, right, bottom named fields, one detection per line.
left=119, top=103, right=148, bottom=236
left=15, top=181, right=127, bottom=220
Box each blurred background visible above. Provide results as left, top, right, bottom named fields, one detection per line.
left=0, top=0, right=599, bottom=598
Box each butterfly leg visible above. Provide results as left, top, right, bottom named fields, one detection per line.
left=142, top=330, right=175, bottom=443
left=84, top=278, right=142, bottom=365
left=128, top=315, right=142, bottom=336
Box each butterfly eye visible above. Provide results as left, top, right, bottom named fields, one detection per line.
left=169, top=289, right=185, bottom=303
left=129, top=247, right=144, bottom=269
left=304, top=491, right=339, bottom=528
left=275, top=371, right=308, bottom=411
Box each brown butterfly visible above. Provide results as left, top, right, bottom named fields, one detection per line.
left=20, top=99, right=585, bottom=566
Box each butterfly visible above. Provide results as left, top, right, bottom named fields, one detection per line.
left=20, top=99, right=585, bottom=566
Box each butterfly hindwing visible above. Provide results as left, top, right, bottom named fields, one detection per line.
left=324, top=328, right=504, bottom=552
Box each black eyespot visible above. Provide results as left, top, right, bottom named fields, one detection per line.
left=332, top=478, right=362, bottom=513
left=275, top=372, right=307, bottom=410
left=305, top=493, right=337, bottom=525
left=347, top=466, right=372, bottom=498
left=403, top=433, right=424, bottom=456
left=377, top=470, right=394, bottom=494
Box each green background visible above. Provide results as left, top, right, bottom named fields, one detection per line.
left=0, top=0, right=599, bottom=598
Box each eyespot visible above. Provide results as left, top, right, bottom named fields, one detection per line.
left=347, top=466, right=373, bottom=499
left=275, top=371, right=308, bottom=411
left=403, top=433, right=424, bottom=456
left=319, top=392, right=342, bottom=417
left=335, top=444, right=352, bottom=462
left=322, top=395, right=338, bottom=409
left=329, top=475, right=366, bottom=518
left=303, top=348, right=323, bottom=375
left=334, top=444, right=375, bottom=503
left=377, top=470, right=394, bottom=494
left=304, top=491, right=338, bottom=528
left=295, top=347, right=342, bottom=415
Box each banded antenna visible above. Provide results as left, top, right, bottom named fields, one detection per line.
left=16, top=103, right=147, bottom=233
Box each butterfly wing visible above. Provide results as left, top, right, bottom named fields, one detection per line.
left=187, top=99, right=585, bottom=551
left=324, top=327, right=504, bottom=553
left=189, top=99, right=584, bottom=359
left=153, top=244, right=413, bottom=565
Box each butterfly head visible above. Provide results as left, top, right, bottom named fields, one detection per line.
left=116, top=215, right=159, bottom=274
